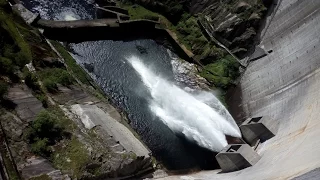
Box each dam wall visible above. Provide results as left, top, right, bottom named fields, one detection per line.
left=162, top=0, right=320, bottom=179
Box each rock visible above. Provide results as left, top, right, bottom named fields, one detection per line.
left=235, top=1, right=251, bottom=13
left=42, top=57, right=65, bottom=68
left=171, top=58, right=210, bottom=90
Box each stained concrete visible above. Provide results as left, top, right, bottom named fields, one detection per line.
left=160, top=0, right=320, bottom=179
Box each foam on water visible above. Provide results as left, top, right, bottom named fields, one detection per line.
left=128, top=56, right=241, bottom=152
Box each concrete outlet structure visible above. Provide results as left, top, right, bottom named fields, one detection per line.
left=240, top=116, right=278, bottom=146
left=216, top=144, right=261, bottom=173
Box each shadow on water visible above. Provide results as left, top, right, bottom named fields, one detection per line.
left=175, top=132, right=220, bottom=171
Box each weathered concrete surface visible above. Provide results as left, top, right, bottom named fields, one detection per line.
left=70, top=104, right=150, bottom=157
left=55, top=85, right=153, bottom=178
left=21, top=157, right=67, bottom=180
left=160, top=0, right=320, bottom=179
left=7, top=84, right=44, bottom=122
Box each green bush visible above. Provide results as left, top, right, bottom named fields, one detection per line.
left=43, top=79, right=58, bottom=93
left=0, top=80, right=8, bottom=99
left=24, top=71, right=41, bottom=91
left=200, top=55, right=240, bottom=89
left=31, top=138, right=50, bottom=156
left=39, top=68, right=74, bottom=93
left=27, top=110, right=64, bottom=156
left=51, top=41, right=91, bottom=86
left=35, top=94, right=48, bottom=108
left=0, top=57, right=13, bottom=74
left=27, top=110, right=64, bottom=145
left=40, top=68, right=73, bottom=85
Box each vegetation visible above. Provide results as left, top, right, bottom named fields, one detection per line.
left=0, top=130, right=20, bottom=180
left=29, top=174, right=52, bottom=180
left=0, top=57, right=14, bottom=74
left=0, top=7, right=32, bottom=68
left=52, top=137, right=90, bottom=179
left=122, top=0, right=184, bottom=23
left=51, top=41, right=92, bottom=86
left=0, top=80, right=8, bottom=99
left=38, top=68, right=74, bottom=93
left=24, top=70, right=41, bottom=91
left=200, top=55, right=240, bottom=89
left=174, top=14, right=226, bottom=62
left=27, top=110, right=64, bottom=156
left=31, top=138, right=50, bottom=156
left=123, top=5, right=160, bottom=21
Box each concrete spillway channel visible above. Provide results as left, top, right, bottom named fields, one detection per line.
left=161, top=0, right=320, bottom=179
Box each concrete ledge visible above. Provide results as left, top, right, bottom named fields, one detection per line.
left=216, top=144, right=260, bottom=173
left=240, top=116, right=278, bottom=146
left=12, top=4, right=40, bottom=25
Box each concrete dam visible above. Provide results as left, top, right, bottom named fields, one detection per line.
left=161, top=0, right=320, bottom=179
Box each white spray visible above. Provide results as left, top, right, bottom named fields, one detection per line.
left=128, top=56, right=241, bottom=152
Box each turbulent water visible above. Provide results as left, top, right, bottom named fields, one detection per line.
left=128, top=56, right=241, bottom=152
left=21, top=0, right=241, bottom=170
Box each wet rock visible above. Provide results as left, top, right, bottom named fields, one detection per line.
left=84, top=63, right=94, bottom=73
left=171, top=58, right=210, bottom=90
left=136, top=45, right=148, bottom=54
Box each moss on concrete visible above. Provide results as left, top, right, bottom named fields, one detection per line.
left=0, top=147, right=20, bottom=180
left=38, top=68, right=74, bottom=93
left=0, top=6, right=32, bottom=67
left=29, top=174, right=52, bottom=180
left=51, top=41, right=92, bottom=86
left=52, top=137, right=90, bottom=179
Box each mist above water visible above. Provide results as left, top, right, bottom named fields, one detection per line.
left=128, top=56, right=241, bottom=152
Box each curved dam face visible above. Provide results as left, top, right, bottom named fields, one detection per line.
left=162, top=0, right=320, bottom=179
